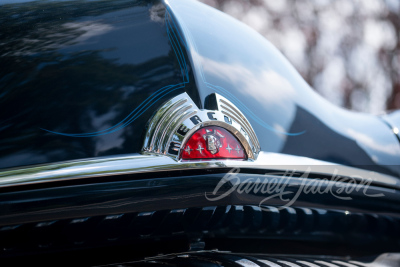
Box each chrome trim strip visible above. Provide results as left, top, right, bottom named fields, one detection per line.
left=0, top=152, right=398, bottom=189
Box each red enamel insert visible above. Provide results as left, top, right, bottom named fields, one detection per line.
left=181, top=126, right=246, bottom=160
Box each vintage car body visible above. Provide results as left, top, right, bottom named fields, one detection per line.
left=1, top=0, right=400, bottom=265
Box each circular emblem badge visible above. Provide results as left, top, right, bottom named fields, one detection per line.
left=142, top=92, right=260, bottom=161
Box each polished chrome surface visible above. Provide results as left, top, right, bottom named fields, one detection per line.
left=142, top=92, right=260, bottom=160
left=0, top=152, right=398, bottom=189
left=215, top=93, right=261, bottom=156
left=143, top=93, right=197, bottom=156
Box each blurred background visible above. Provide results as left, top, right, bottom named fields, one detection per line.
left=199, top=0, right=400, bottom=114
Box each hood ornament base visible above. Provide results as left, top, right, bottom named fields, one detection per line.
left=142, top=92, right=260, bottom=161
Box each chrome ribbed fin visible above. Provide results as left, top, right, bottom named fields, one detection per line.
left=142, top=92, right=260, bottom=161
left=142, top=93, right=198, bottom=157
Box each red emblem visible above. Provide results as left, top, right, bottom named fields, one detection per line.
left=181, top=126, right=246, bottom=160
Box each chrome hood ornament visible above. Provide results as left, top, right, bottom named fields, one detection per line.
left=142, top=92, right=260, bottom=161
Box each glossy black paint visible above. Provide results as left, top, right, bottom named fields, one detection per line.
left=1, top=172, right=400, bottom=259
left=0, top=0, right=399, bottom=176
left=0, top=0, right=197, bottom=168
left=1, top=172, right=400, bottom=226
left=166, top=0, right=400, bottom=176
left=383, top=110, right=400, bottom=142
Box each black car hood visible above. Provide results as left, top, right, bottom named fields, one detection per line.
left=0, top=0, right=399, bottom=176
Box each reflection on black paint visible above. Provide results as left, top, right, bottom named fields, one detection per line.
left=0, top=0, right=398, bottom=177
left=281, top=106, right=398, bottom=176
left=167, top=0, right=400, bottom=176
left=0, top=0, right=191, bottom=168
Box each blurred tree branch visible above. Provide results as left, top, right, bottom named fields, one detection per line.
left=200, top=0, right=400, bottom=114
